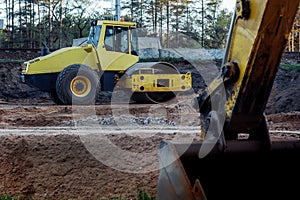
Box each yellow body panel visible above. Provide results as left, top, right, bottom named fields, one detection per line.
left=97, top=47, right=139, bottom=71
left=23, top=45, right=98, bottom=75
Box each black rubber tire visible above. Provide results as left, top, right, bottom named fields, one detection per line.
left=56, top=64, right=100, bottom=105
left=146, top=91, right=176, bottom=103
left=130, top=92, right=153, bottom=104
left=130, top=91, right=176, bottom=104
left=49, top=90, right=64, bottom=105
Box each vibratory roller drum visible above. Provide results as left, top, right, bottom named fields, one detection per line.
left=127, top=62, right=181, bottom=104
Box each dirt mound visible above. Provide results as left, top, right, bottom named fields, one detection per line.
left=266, top=68, right=300, bottom=114
left=0, top=50, right=51, bottom=102
left=0, top=108, right=299, bottom=199
left=1, top=49, right=299, bottom=113
left=266, top=111, right=300, bottom=131
left=0, top=102, right=199, bottom=199
left=0, top=62, right=51, bottom=101
left=0, top=49, right=299, bottom=199
left=0, top=134, right=158, bottom=199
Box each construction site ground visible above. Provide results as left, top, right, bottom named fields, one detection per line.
left=0, top=50, right=299, bottom=199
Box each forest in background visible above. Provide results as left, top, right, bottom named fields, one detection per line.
left=0, top=0, right=299, bottom=52
left=0, top=0, right=232, bottom=49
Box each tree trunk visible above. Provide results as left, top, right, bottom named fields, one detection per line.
left=25, top=1, right=29, bottom=48
left=29, top=0, right=33, bottom=48
left=59, top=0, right=63, bottom=48
left=201, top=0, right=205, bottom=47
left=186, top=1, right=189, bottom=33
left=159, top=3, right=163, bottom=45
left=49, top=0, right=53, bottom=48
left=37, top=0, right=41, bottom=47
left=166, top=0, right=170, bottom=48
left=32, top=0, right=36, bottom=48
left=19, top=0, right=22, bottom=48
left=6, top=0, right=9, bottom=29
left=292, top=21, right=295, bottom=52
left=176, top=0, right=179, bottom=47
left=154, top=0, right=158, bottom=35
left=11, top=0, right=15, bottom=48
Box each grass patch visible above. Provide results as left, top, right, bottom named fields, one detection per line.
left=107, top=188, right=155, bottom=200
left=0, top=59, right=26, bottom=63
left=0, top=191, right=155, bottom=200
left=0, top=195, right=20, bottom=200
left=1, top=188, right=155, bottom=200
left=280, top=63, right=300, bottom=72
left=136, top=188, right=155, bottom=200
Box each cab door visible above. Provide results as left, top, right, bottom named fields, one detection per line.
left=98, top=25, right=139, bottom=71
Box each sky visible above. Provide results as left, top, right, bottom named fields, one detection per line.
left=221, top=0, right=236, bottom=12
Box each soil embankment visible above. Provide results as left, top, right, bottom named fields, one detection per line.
left=0, top=50, right=299, bottom=199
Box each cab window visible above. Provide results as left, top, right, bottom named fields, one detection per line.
left=87, top=25, right=102, bottom=47
left=104, top=26, right=129, bottom=53
left=131, top=28, right=138, bottom=56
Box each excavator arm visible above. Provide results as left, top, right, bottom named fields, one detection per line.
left=222, top=0, right=298, bottom=140
left=199, top=0, right=299, bottom=141
left=157, top=0, right=300, bottom=199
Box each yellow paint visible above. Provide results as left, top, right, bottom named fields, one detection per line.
left=22, top=20, right=191, bottom=94
left=23, top=20, right=139, bottom=75
left=24, top=45, right=98, bottom=74
left=131, top=72, right=192, bottom=92
left=222, top=0, right=300, bottom=120
left=70, top=75, right=92, bottom=97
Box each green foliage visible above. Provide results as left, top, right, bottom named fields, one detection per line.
left=0, top=0, right=232, bottom=49
left=0, top=59, right=26, bottom=63
left=0, top=188, right=155, bottom=200
left=136, top=188, right=155, bottom=200
left=0, top=195, right=19, bottom=200
left=206, top=9, right=232, bottom=48
left=105, top=187, right=155, bottom=200
left=0, top=195, right=33, bottom=200
left=198, top=0, right=232, bottom=48
left=281, top=63, right=300, bottom=72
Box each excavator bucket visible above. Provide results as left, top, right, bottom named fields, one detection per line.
left=157, top=140, right=300, bottom=199
left=157, top=0, right=300, bottom=199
